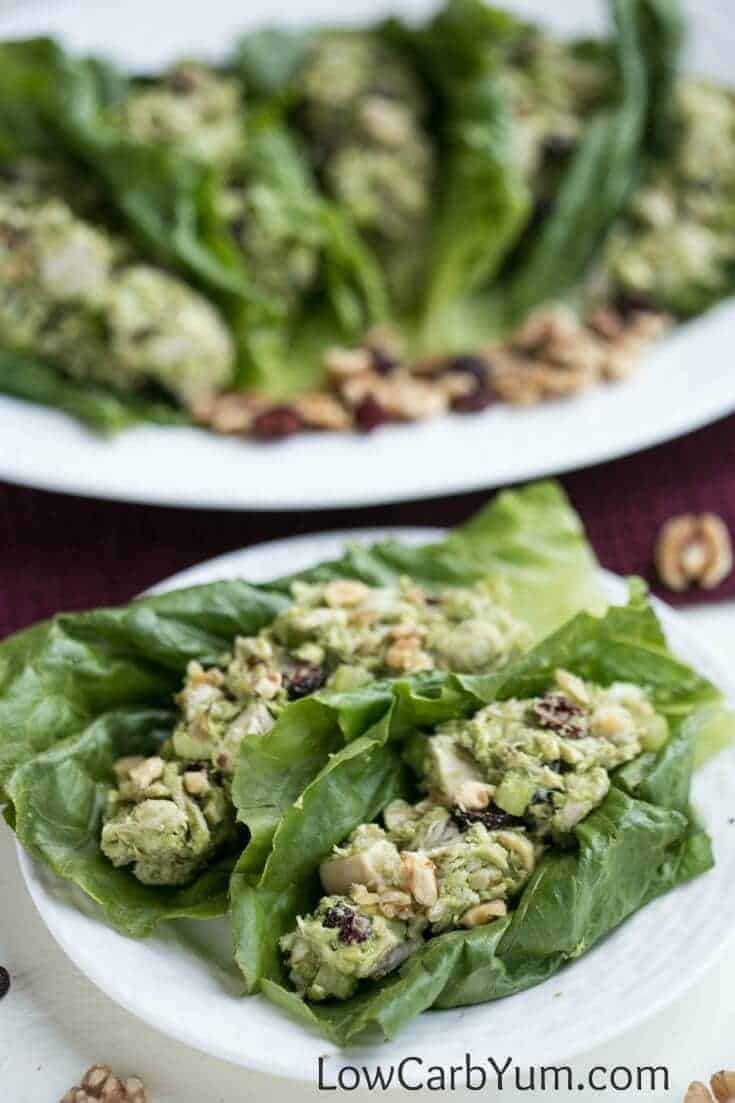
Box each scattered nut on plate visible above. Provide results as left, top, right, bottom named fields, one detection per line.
left=655, top=513, right=733, bottom=592
left=59, top=1065, right=147, bottom=1103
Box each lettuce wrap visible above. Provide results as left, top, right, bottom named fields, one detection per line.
left=230, top=589, right=729, bottom=1043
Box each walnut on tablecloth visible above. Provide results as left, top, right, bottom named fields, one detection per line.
left=655, top=513, right=733, bottom=592
left=59, top=1065, right=147, bottom=1103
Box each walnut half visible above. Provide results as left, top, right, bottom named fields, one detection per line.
left=655, top=513, right=733, bottom=592
left=711, top=1071, right=735, bottom=1103
left=60, top=1065, right=147, bottom=1103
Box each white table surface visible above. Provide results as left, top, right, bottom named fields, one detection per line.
left=1, top=601, right=734, bottom=1103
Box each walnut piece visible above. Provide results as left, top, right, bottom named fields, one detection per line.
left=685, top=1084, right=715, bottom=1103
left=655, top=513, right=733, bottom=592
left=400, top=851, right=438, bottom=907
left=323, top=345, right=372, bottom=380
left=293, top=391, right=351, bottom=431
left=60, top=1066, right=147, bottom=1103
left=711, top=1071, right=735, bottom=1103
left=461, top=900, right=508, bottom=927
left=454, top=779, right=492, bottom=811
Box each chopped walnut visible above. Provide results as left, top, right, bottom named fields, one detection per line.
left=493, top=357, right=594, bottom=403
left=112, top=756, right=145, bottom=781
left=385, top=635, right=432, bottom=673
left=460, top=900, right=507, bottom=927
left=685, top=1084, right=715, bottom=1103
left=336, top=368, right=448, bottom=422
left=374, top=888, right=415, bottom=919
left=293, top=391, right=351, bottom=431
left=60, top=1066, right=147, bottom=1103
left=338, top=369, right=383, bottom=408
left=324, top=579, right=371, bottom=607
left=655, top=513, right=733, bottom=592
left=711, top=1071, right=735, bottom=1103
left=190, top=296, right=670, bottom=442
left=324, top=345, right=372, bottom=380
left=489, top=300, right=670, bottom=403
left=382, top=377, right=449, bottom=421
left=350, top=882, right=414, bottom=920
left=183, top=769, right=209, bottom=796
left=513, top=304, right=580, bottom=352
left=191, top=391, right=269, bottom=434
left=400, top=851, right=438, bottom=906
left=363, top=323, right=404, bottom=361
left=454, top=780, right=492, bottom=810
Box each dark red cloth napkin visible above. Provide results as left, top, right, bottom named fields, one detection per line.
left=2, top=412, right=735, bottom=640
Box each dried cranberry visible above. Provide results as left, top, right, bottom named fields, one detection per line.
left=323, top=904, right=371, bottom=944
left=0, top=967, right=10, bottom=1000
left=452, top=804, right=524, bottom=831
left=284, top=662, right=326, bottom=700
left=613, top=290, right=658, bottom=318
left=532, top=692, right=586, bottom=739
left=445, top=355, right=487, bottom=385
left=354, top=396, right=389, bottom=433
left=369, top=347, right=397, bottom=376
left=252, top=405, right=303, bottom=441
left=451, top=387, right=495, bottom=414
left=445, top=355, right=495, bottom=414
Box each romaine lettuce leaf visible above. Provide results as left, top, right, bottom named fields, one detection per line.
left=502, top=0, right=684, bottom=320
left=382, top=0, right=531, bottom=348
left=0, top=348, right=188, bottom=434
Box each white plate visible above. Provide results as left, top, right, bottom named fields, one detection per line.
left=16, top=528, right=735, bottom=1081
left=0, top=0, right=734, bottom=510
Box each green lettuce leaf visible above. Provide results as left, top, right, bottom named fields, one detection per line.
left=0, top=348, right=188, bottom=434
left=227, top=115, right=388, bottom=392
left=232, top=28, right=316, bottom=104
left=383, top=0, right=531, bottom=349
left=502, top=0, right=683, bottom=320
left=4, top=709, right=239, bottom=936
left=232, top=593, right=726, bottom=1042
